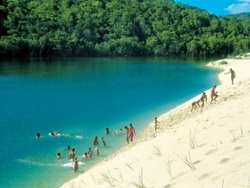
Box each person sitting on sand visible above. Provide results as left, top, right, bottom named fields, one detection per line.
left=225, top=68, right=236, bottom=85
left=191, top=100, right=200, bottom=112
left=200, top=92, right=207, bottom=107
left=74, top=157, right=78, bottom=172
left=154, top=117, right=160, bottom=131
left=211, top=85, right=218, bottom=103
left=68, top=148, right=76, bottom=160
left=101, top=137, right=107, bottom=147
left=128, top=123, right=136, bottom=142
left=93, top=136, right=99, bottom=146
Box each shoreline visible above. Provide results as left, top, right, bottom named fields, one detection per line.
left=61, top=53, right=250, bottom=188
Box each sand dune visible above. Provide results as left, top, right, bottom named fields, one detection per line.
left=61, top=53, right=250, bottom=188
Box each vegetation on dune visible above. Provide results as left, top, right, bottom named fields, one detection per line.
left=0, top=0, right=249, bottom=58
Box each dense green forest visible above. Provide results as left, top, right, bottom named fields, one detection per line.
left=0, top=0, right=250, bottom=58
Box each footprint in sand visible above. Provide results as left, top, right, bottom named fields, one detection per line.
left=205, top=148, right=218, bottom=155
left=234, top=146, right=243, bottom=151
left=220, top=158, right=231, bottom=163
left=198, top=173, right=210, bottom=180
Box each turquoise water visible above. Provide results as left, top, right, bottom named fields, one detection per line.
left=0, top=58, right=220, bottom=188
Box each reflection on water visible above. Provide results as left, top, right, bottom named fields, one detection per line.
left=0, top=58, right=89, bottom=78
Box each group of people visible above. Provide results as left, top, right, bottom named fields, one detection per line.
left=124, top=123, right=136, bottom=144
left=48, top=123, right=136, bottom=173
left=35, top=67, right=236, bottom=173
left=105, top=123, right=136, bottom=144
left=191, top=84, right=218, bottom=112
left=73, top=124, right=136, bottom=172
left=66, top=146, right=95, bottom=172
left=191, top=68, right=236, bottom=112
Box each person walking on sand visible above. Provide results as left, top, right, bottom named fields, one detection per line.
left=154, top=117, right=160, bottom=131
left=225, top=68, right=236, bottom=85
left=128, top=123, right=136, bottom=142
left=200, top=92, right=207, bottom=107
left=124, top=126, right=129, bottom=144
left=74, top=157, right=78, bottom=172
left=211, top=85, right=218, bottom=103
left=191, top=100, right=200, bottom=112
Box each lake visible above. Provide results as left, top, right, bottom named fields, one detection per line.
left=0, top=57, right=220, bottom=188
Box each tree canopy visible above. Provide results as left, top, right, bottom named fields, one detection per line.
left=0, top=0, right=249, bottom=58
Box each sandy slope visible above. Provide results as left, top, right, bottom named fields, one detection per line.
left=61, top=53, right=250, bottom=188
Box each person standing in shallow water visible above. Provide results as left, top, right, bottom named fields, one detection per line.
left=101, top=137, right=107, bottom=147
left=74, top=157, right=78, bottom=172
left=93, top=136, right=99, bottom=146
left=105, top=128, right=110, bottom=135
left=128, top=123, right=136, bottom=142
left=225, top=68, right=236, bottom=85
left=68, top=148, right=76, bottom=160
left=87, top=147, right=93, bottom=158
left=124, top=126, right=129, bottom=144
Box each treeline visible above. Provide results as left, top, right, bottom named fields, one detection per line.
left=0, top=0, right=250, bottom=58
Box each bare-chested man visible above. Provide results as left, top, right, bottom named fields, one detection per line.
left=154, top=117, right=160, bottom=131
left=211, top=85, right=218, bottom=103
left=191, top=99, right=200, bottom=112
left=200, top=92, right=207, bottom=107
left=68, top=148, right=76, bottom=160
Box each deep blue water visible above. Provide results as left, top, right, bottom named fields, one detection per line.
left=0, top=57, right=220, bottom=188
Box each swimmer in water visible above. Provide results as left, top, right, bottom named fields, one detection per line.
left=36, top=133, right=40, bottom=139
left=50, top=131, right=59, bottom=136
left=57, top=152, right=62, bottom=159
left=67, top=145, right=71, bottom=151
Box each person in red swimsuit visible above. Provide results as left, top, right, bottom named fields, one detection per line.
left=128, top=123, right=136, bottom=142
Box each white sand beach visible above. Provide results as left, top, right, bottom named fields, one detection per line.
left=61, top=54, right=250, bottom=188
